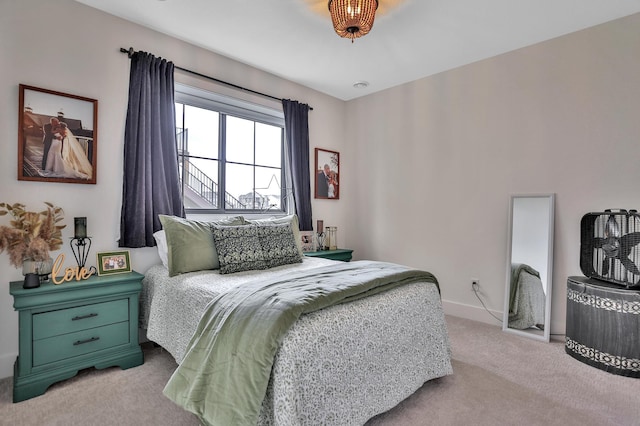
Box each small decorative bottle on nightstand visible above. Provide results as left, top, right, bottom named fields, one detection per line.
left=9, top=271, right=145, bottom=402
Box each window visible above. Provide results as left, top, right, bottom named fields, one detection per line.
left=174, top=84, right=287, bottom=214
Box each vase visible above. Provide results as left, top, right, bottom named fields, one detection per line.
left=23, top=273, right=40, bottom=289
left=326, top=226, right=338, bottom=250
left=22, top=257, right=54, bottom=283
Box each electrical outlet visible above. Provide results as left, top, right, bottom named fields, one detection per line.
left=471, top=279, right=480, bottom=291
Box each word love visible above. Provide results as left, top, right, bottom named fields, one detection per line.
left=52, top=253, right=94, bottom=284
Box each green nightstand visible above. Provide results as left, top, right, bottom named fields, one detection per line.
left=10, top=271, right=144, bottom=402
left=304, top=248, right=353, bottom=262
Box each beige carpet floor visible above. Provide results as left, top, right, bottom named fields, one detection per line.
left=1, top=315, right=638, bottom=426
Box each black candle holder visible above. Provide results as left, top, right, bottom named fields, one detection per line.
left=316, top=232, right=326, bottom=251
left=70, top=237, right=92, bottom=269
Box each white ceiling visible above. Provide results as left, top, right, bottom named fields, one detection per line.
left=75, top=0, right=640, bottom=101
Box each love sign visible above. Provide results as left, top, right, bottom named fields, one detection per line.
left=51, top=253, right=95, bottom=284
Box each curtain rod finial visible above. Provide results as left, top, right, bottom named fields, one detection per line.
left=120, top=47, right=135, bottom=58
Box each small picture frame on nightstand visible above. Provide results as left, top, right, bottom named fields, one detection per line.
left=300, top=231, right=315, bottom=252
left=97, top=250, right=131, bottom=276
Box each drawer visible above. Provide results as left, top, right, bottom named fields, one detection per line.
left=33, top=321, right=130, bottom=367
left=33, top=299, right=129, bottom=340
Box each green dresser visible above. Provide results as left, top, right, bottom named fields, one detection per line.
left=10, top=271, right=145, bottom=402
left=304, top=248, right=354, bottom=262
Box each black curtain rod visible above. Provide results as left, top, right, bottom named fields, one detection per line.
left=119, top=47, right=312, bottom=110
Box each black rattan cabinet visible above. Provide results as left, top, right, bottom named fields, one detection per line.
left=565, top=276, right=640, bottom=378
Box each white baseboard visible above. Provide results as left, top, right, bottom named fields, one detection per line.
left=0, top=352, right=16, bottom=381
left=443, top=299, right=566, bottom=337
left=442, top=299, right=503, bottom=327
left=549, top=319, right=566, bottom=338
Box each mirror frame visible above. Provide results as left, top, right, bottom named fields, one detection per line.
left=503, top=193, right=555, bottom=342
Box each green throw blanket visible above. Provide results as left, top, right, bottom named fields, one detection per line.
left=163, top=260, right=439, bottom=426
left=509, top=263, right=540, bottom=315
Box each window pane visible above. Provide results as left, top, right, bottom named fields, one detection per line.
left=182, top=157, right=219, bottom=209
left=175, top=103, right=186, bottom=153
left=183, top=105, right=219, bottom=159
left=226, top=116, right=254, bottom=164
left=175, top=103, right=184, bottom=129
left=255, top=123, right=281, bottom=168
left=225, top=163, right=254, bottom=209
left=256, top=166, right=281, bottom=210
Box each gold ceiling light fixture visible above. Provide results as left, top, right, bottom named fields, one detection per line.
left=328, top=0, right=379, bottom=42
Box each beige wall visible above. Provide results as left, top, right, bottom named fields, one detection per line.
left=344, top=13, right=640, bottom=331
left=1, top=0, right=639, bottom=380
left=0, top=0, right=346, bottom=379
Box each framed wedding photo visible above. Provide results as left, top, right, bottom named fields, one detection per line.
left=18, top=84, right=97, bottom=184
left=314, top=148, right=340, bottom=200
left=97, top=250, right=132, bottom=276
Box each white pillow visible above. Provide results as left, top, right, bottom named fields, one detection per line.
left=153, top=230, right=169, bottom=269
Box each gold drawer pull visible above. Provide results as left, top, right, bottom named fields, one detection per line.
left=73, top=336, right=100, bottom=346
left=71, top=313, right=98, bottom=321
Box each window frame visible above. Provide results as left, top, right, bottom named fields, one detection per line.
left=174, top=83, right=288, bottom=215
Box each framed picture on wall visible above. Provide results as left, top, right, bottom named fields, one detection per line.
left=314, top=148, right=340, bottom=200
left=18, top=84, right=97, bottom=184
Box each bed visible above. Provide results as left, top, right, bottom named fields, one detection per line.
left=141, top=214, right=452, bottom=426
left=508, top=263, right=545, bottom=330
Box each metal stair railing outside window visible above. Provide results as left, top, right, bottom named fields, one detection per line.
left=177, top=128, right=246, bottom=210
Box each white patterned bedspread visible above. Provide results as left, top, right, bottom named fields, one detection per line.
left=141, top=257, right=452, bottom=425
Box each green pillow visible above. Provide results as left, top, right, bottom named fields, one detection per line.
left=159, top=215, right=245, bottom=276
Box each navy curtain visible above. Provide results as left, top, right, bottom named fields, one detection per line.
left=282, top=99, right=313, bottom=231
left=119, top=51, right=184, bottom=248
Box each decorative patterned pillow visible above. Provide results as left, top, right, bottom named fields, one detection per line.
left=244, top=214, right=304, bottom=257
left=257, top=223, right=303, bottom=269
left=211, top=225, right=267, bottom=274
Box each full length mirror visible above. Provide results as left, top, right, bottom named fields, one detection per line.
left=503, top=194, right=555, bottom=342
